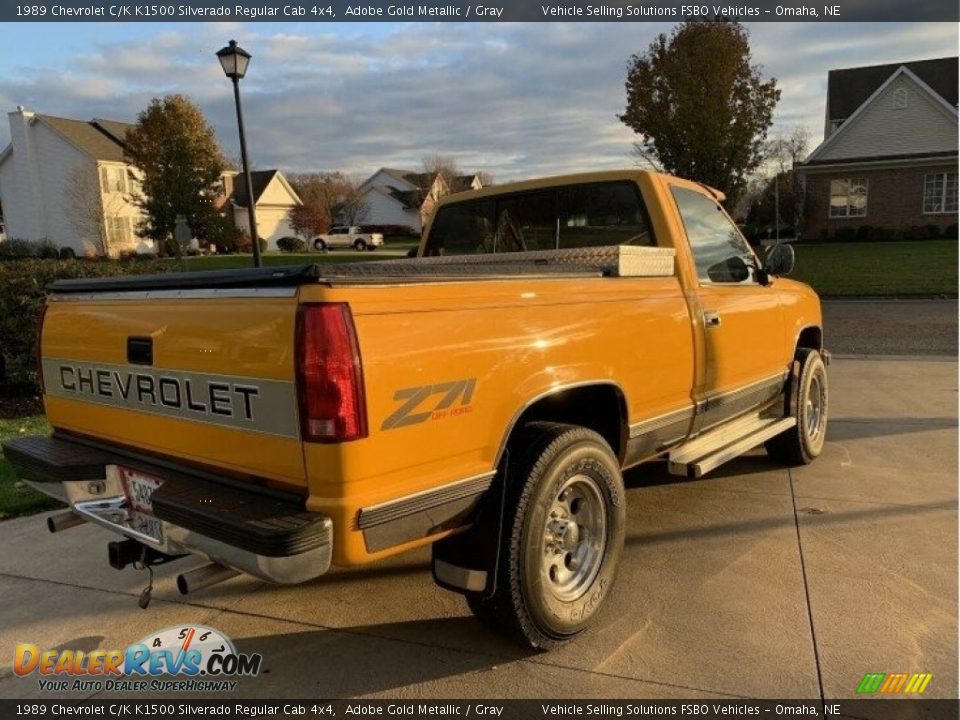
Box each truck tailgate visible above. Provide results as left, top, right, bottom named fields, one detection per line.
left=40, top=292, right=306, bottom=488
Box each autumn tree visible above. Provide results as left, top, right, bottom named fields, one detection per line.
left=288, top=172, right=369, bottom=227
left=619, top=21, right=780, bottom=207
left=289, top=203, right=331, bottom=238
left=124, top=95, right=230, bottom=254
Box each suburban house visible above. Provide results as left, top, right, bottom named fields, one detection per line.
left=0, top=107, right=147, bottom=256
left=360, top=168, right=483, bottom=233
left=218, top=169, right=302, bottom=250
left=797, top=57, right=958, bottom=240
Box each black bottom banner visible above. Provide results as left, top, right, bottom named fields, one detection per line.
left=2, top=699, right=958, bottom=720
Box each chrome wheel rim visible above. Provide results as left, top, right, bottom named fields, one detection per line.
left=541, top=474, right=607, bottom=602
left=805, top=373, right=825, bottom=440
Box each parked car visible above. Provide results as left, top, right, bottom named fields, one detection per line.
left=311, top=226, right=384, bottom=252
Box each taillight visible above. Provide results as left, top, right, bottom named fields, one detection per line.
left=295, top=303, right=368, bottom=443
left=35, top=303, right=48, bottom=394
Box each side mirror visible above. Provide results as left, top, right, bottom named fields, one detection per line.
left=707, top=255, right=751, bottom=283
left=764, top=243, right=795, bottom=277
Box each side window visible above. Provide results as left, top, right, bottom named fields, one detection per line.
left=559, top=182, right=653, bottom=248
left=495, top=191, right=557, bottom=252
left=424, top=199, right=495, bottom=256
left=671, top=186, right=754, bottom=284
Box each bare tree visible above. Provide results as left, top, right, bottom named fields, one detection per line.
left=66, top=163, right=114, bottom=256
left=763, top=126, right=810, bottom=239
left=422, top=154, right=462, bottom=191
left=475, top=170, right=495, bottom=187
left=288, top=172, right=369, bottom=227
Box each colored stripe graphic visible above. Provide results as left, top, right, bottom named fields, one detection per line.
left=858, top=672, right=932, bottom=694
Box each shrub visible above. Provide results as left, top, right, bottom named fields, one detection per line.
left=943, top=223, right=958, bottom=239
left=855, top=225, right=875, bottom=242
left=235, top=232, right=267, bottom=255
left=0, top=238, right=42, bottom=258
left=276, top=236, right=306, bottom=253
left=0, top=258, right=175, bottom=388
left=36, top=240, right=60, bottom=259
left=925, top=224, right=941, bottom=240
left=58, top=247, right=77, bottom=260
left=832, top=227, right=857, bottom=243
left=903, top=225, right=931, bottom=241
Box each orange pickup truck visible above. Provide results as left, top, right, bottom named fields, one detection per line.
left=4, top=170, right=828, bottom=649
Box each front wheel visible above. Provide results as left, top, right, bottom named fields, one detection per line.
left=467, top=422, right=625, bottom=649
left=766, top=348, right=828, bottom=465
left=313, top=238, right=327, bottom=252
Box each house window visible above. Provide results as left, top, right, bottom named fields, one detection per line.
left=923, top=173, right=958, bottom=214
left=99, top=166, right=128, bottom=194
left=829, top=178, right=868, bottom=218
left=892, top=88, right=908, bottom=110
left=106, top=216, right=133, bottom=247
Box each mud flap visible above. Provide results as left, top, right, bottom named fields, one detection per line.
left=431, top=456, right=508, bottom=600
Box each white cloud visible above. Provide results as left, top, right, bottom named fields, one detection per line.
left=0, top=22, right=954, bottom=182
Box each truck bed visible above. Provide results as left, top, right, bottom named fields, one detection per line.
left=49, top=245, right=675, bottom=293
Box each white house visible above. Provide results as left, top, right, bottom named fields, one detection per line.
left=0, top=107, right=148, bottom=256
left=220, top=169, right=301, bottom=250
left=359, top=168, right=483, bottom=233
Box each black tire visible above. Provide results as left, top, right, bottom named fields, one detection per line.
left=313, top=238, right=326, bottom=252
left=765, top=349, right=828, bottom=465
left=466, top=422, right=626, bottom=650
left=353, top=239, right=367, bottom=251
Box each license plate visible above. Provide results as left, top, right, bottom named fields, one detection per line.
left=120, top=467, right=163, bottom=513
left=129, top=511, right=165, bottom=544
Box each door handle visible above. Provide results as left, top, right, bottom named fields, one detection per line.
left=704, top=311, right=722, bottom=328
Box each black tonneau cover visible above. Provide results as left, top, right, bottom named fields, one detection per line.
left=47, top=260, right=600, bottom=293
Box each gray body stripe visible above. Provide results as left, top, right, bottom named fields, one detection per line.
left=42, top=358, right=299, bottom=439
left=358, top=472, right=495, bottom=529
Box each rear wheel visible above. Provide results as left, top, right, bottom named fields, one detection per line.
left=353, top=239, right=367, bottom=251
left=313, top=238, right=326, bottom=252
left=766, top=348, right=828, bottom=465
left=466, top=422, right=625, bottom=649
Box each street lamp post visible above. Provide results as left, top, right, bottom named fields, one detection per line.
left=217, top=39, right=261, bottom=268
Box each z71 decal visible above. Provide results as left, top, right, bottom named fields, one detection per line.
left=381, top=379, right=476, bottom=430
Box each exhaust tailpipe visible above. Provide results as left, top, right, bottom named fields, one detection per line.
left=47, top=510, right=86, bottom=533
left=177, top=564, right=239, bottom=595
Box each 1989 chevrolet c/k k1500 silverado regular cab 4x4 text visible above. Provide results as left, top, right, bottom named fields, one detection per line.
left=5, top=170, right=829, bottom=649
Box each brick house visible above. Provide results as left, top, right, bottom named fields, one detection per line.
left=797, top=57, right=958, bottom=240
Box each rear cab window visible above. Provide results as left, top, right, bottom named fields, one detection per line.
left=424, top=180, right=655, bottom=256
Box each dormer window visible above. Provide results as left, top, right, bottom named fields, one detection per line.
left=892, top=88, right=908, bottom=110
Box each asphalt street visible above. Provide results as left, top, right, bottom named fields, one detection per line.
left=0, top=355, right=955, bottom=702
left=823, top=299, right=957, bottom=356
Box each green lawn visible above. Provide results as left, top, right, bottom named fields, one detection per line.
left=0, top=415, right=61, bottom=519
left=790, top=239, right=958, bottom=297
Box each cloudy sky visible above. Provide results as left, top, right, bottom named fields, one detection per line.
left=0, top=21, right=955, bottom=182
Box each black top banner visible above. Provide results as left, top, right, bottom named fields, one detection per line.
left=5, top=0, right=959, bottom=22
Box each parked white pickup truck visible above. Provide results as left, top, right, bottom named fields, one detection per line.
left=312, top=226, right=384, bottom=252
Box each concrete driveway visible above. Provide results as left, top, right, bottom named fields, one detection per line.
left=0, top=357, right=955, bottom=701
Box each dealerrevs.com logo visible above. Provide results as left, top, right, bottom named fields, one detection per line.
left=15, top=625, right=262, bottom=693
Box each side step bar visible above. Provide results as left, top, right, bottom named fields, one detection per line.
left=669, top=414, right=796, bottom=479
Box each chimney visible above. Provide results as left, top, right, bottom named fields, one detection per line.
left=6, top=106, right=46, bottom=240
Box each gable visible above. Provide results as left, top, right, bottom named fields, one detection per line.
left=812, top=70, right=957, bottom=163
left=363, top=168, right=417, bottom=192
left=257, top=173, right=299, bottom=206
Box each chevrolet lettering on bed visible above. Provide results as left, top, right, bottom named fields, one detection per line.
left=5, top=170, right=829, bottom=650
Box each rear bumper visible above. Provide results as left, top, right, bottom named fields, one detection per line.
left=3, top=434, right=332, bottom=585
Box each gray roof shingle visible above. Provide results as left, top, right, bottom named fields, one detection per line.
left=828, top=56, right=958, bottom=121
